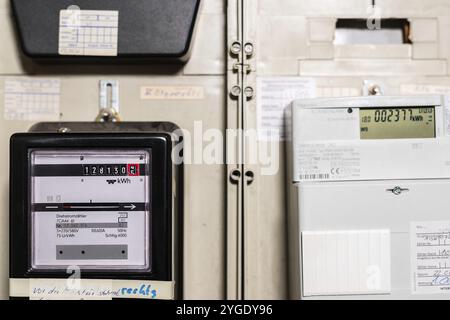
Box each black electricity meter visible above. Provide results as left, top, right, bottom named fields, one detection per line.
left=9, top=122, right=182, bottom=300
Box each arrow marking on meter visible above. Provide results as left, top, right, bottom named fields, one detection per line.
left=35, top=203, right=145, bottom=212
left=66, top=205, right=120, bottom=209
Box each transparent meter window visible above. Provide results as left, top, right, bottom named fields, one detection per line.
left=30, top=150, right=151, bottom=271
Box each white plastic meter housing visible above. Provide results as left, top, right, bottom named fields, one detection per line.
left=9, top=122, right=182, bottom=299
left=288, top=95, right=450, bottom=300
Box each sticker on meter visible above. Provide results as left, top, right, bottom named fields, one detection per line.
left=30, top=150, right=151, bottom=270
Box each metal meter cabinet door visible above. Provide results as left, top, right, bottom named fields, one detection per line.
left=9, top=131, right=180, bottom=299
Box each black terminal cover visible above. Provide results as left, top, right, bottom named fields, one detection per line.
left=11, top=0, right=201, bottom=62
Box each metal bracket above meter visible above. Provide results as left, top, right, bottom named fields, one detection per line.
left=9, top=122, right=183, bottom=300
left=11, top=0, right=201, bottom=62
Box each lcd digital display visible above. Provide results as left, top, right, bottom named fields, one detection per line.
left=360, top=107, right=435, bottom=139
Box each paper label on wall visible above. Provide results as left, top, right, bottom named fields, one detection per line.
left=59, top=10, right=119, bottom=56
left=411, top=221, right=450, bottom=295
left=140, top=86, right=205, bottom=100
left=302, top=230, right=391, bottom=296
left=257, top=77, right=315, bottom=141
left=4, top=78, right=60, bottom=121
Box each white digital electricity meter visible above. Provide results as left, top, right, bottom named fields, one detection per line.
left=288, top=95, right=450, bottom=300
left=9, top=122, right=182, bottom=300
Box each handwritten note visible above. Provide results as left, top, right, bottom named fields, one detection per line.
left=29, top=279, right=113, bottom=300
left=140, top=86, right=204, bottom=100
left=411, top=221, right=450, bottom=294
left=15, top=278, right=175, bottom=300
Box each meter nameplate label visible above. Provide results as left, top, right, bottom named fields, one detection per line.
left=30, top=150, right=150, bottom=270
left=295, top=142, right=361, bottom=181
left=294, top=139, right=450, bottom=182
left=411, top=221, right=450, bottom=295
left=59, top=10, right=119, bottom=56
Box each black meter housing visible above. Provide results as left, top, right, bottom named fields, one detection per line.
left=10, top=122, right=183, bottom=299
left=11, top=0, right=201, bottom=62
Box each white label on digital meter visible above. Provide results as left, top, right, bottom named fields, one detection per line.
left=30, top=150, right=150, bottom=270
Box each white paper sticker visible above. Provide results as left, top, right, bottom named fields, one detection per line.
left=411, top=221, right=450, bottom=295
left=257, top=77, right=315, bottom=141
left=302, top=230, right=391, bottom=296
left=59, top=10, right=119, bottom=56
left=4, top=78, right=60, bottom=121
